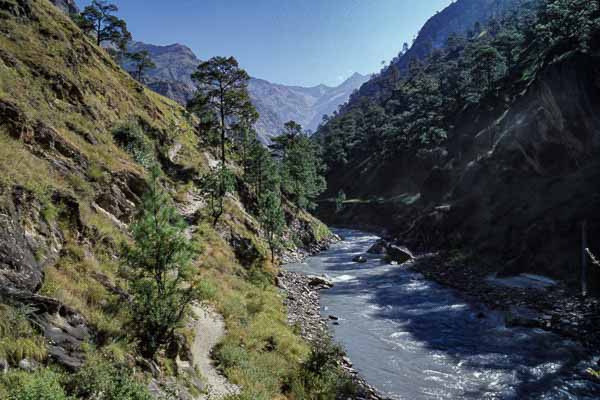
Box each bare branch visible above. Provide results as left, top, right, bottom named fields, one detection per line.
left=586, top=248, right=600, bottom=268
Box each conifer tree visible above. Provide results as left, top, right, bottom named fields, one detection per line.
left=190, top=56, right=257, bottom=167
left=201, top=165, right=236, bottom=226
left=123, top=167, right=199, bottom=358
left=259, top=189, right=285, bottom=262
left=127, top=50, right=156, bottom=83
left=76, top=0, right=131, bottom=51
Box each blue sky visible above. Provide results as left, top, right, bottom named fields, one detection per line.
left=75, top=0, right=452, bottom=87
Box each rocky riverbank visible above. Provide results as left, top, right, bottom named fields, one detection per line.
left=361, top=237, right=600, bottom=351
left=408, top=252, right=600, bottom=350
left=280, top=232, right=342, bottom=264
left=276, top=270, right=390, bottom=400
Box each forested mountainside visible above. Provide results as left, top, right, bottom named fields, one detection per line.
left=0, top=1, right=353, bottom=398
left=123, top=41, right=368, bottom=143
left=353, top=0, right=524, bottom=100
left=316, top=0, right=600, bottom=286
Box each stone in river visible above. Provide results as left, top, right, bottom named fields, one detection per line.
left=353, top=255, right=368, bottom=263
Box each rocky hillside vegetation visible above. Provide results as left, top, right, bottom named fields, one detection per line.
left=316, top=0, right=600, bottom=288
left=0, top=1, right=354, bottom=399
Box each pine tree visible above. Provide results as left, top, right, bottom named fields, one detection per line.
left=259, top=189, right=285, bottom=262
left=123, top=167, right=199, bottom=359
left=127, top=50, right=156, bottom=83
left=247, top=139, right=278, bottom=198
left=190, top=56, right=257, bottom=167
left=75, top=0, right=131, bottom=51
left=275, top=122, right=326, bottom=210
left=201, top=164, right=236, bottom=226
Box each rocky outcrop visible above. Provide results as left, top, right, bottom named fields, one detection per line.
left=0, top=0, right=33, bottom=19
left=94, top=171, right=146, bottom=224
left=0, top=185, right=91, bottom=370
left=0, top=194, right=45, bottom=293
left=49, top=0, right=78, bottom=14
left=0, top=186, right=75, bottom=293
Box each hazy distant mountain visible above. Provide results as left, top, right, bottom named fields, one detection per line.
left=249, top=73, right=369, bottom=142
left=123, top=42, right=368, bottom=143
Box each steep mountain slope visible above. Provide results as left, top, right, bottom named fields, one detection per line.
left=353, top=0, right=524, bottom=100
left=123, top=41, right=368, bottom=142
left=316, top=0, right=600, bottom=287
left=0, top=1, right=338, bottom=398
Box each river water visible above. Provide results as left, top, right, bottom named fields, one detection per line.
left=284, top=229, right=600, bottom=400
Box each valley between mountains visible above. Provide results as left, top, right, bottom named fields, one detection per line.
left=1, top=0, right=600, bottom=399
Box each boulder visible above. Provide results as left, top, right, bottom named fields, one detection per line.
left=367, top=239, right=388, bottom=255
left=353, top=255, right=368, bottom=263
left=386, top=245, right=412, bottom=264
left=307, top=275, right=333, bottom=289
left=18, top=359, right=36, bottom=372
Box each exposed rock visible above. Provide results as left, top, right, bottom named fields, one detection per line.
left=49, top=0, right=78, bottom=14
left=0, top=358, right=8, bottom=374
left=18, top=358, right=36, bottom=371
left=0, top=0, right=33, bottom=19
left=307, top=274, right=333, bottom=289
left=90, top=271, right=131, bottom=303
left=94, top=171, right=146, bottom=224
left=14, top=122, right=90, bottom=175
left=1, top=288, right=90, bottom=370
left=0, top=186, right=67, bottom=293
left=0, top=99, right=30, bottom=137
left=353, top=255, right=368, bottom=263
left=367, top=239, right=388, bottom=255
left=386, top=245, right=412, bottom=264
left=227, top=232, right=262, bottom=268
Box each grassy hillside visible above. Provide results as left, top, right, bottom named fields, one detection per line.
left=0, top=1, right=340, bottom=399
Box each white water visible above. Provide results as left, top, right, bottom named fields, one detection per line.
left=285, top=229, right=600, bottom=399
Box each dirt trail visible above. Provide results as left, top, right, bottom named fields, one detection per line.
left=190, top=304, right=240, bottom=399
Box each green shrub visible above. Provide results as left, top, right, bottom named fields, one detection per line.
left=0, top=305, right=47, bottom=364
left=112, top=119, right=155, bottom=168
left=68, top=357, right=152, bottom=400
left=287, top=340, right=357, bottom=400
left=0, top=369, right=69, bottom=400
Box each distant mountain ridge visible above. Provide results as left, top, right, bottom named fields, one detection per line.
left=124, top=41, right=369, bottom=143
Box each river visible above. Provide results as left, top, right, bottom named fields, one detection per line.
left=284, top=229, right=600, bottom=400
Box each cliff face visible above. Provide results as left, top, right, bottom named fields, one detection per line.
left=426, top=54, right=600, bottom=282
